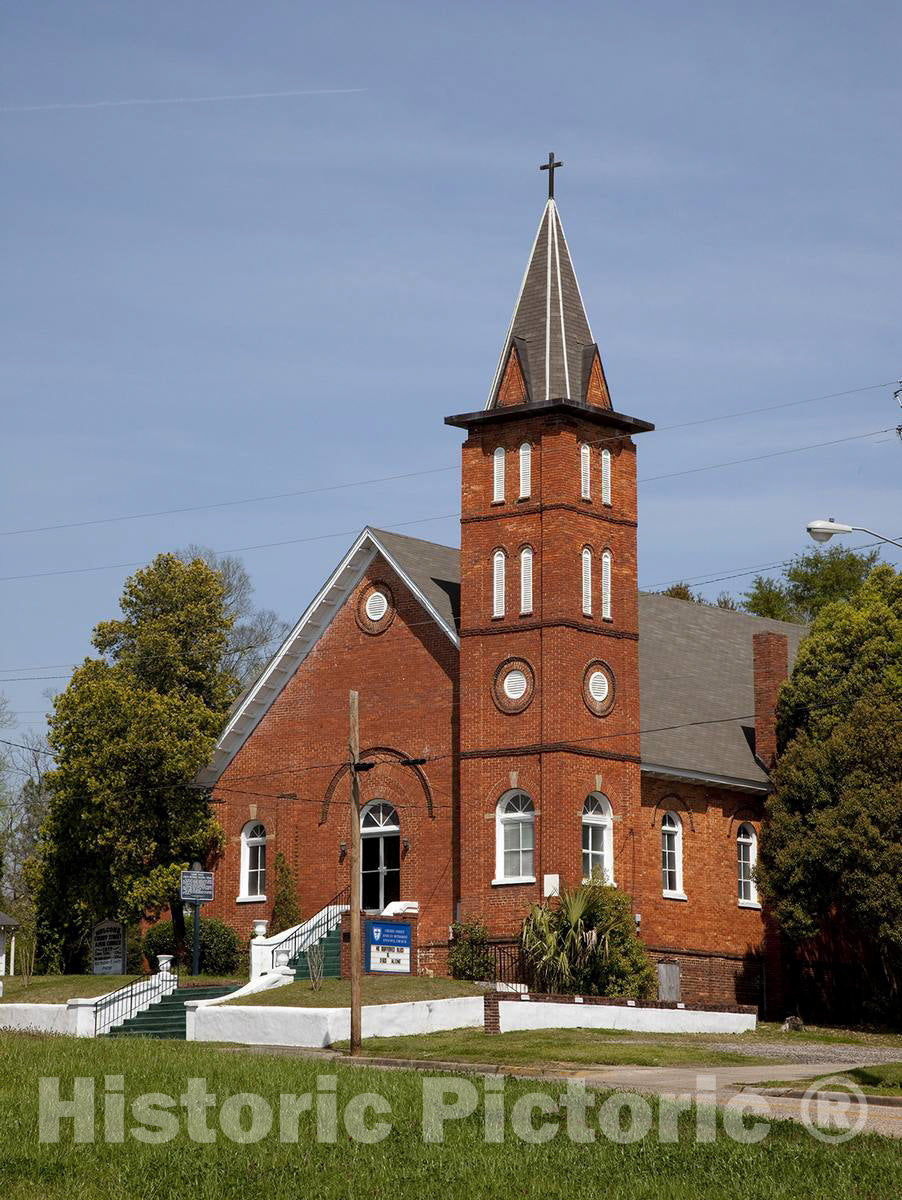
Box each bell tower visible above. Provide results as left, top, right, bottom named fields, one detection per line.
left=446, top=160, right=654, bottom=935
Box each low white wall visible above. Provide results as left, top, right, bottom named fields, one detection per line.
left=191, top=995, right=484, bottom=1047
left=497, top=999, right=756, bottom=1035
left=0, top=1003, right=74, bottom=1035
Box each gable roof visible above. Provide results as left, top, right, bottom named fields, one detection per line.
left=198, top=533, right=805, bottom=792
left=485, top=199, right=607, bottom=410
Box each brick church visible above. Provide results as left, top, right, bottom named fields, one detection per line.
left=201, top=173, right=804, bottom=1011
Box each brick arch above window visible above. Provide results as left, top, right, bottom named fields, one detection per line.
left=649, top=793, right=695, bottom=832
left=727, top=807, right=761, bottom=838
left=320, top=746, right=435, bottom=824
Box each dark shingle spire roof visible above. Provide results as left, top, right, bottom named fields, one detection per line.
left=486, top=199, right=609, bottom=411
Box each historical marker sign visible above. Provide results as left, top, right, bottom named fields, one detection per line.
left=180, top=870, right=214, bottom=903
left=365, top=920, right=412, bottom=974
left=92, top=919, right=126, bottom=975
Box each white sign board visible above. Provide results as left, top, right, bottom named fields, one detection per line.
left=92, top=919, right=125, bottom=975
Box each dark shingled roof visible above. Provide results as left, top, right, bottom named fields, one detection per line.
left=485, top=199, right=599, bottom=409
left=0, top=911, right=19, bottom=928
left=370, top=535, right=807, bottom=790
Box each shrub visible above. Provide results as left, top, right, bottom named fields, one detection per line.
left=448, top=918, right=494, bottom=981
left=143, top=915, right=242, bottom=975
left=519, top=883, right=656, bottom=999
left=270, top=852, right=301, bottom=934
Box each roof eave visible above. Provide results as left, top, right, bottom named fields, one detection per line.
left=446, top=398, right=654, bottom=434
left=640, top=762, right=771, bottom=795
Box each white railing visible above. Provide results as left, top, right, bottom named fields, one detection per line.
left=92, top=957, right=178, bottom=1036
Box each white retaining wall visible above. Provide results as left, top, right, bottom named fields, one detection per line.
left=0, top=1003, right=75, bottom=1035
left=496, top=998, right=756, bottom=1035
left=190, top=995, right=485, bottom=1047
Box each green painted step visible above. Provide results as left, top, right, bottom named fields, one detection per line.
left=104, top=984, right=236, bottom=1040
left=291, top=927, right=342, bottom=982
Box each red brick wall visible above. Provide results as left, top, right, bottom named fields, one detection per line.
left=207, top=551, right=458, bottom=949
left=753, top=632, right=789, bottom=769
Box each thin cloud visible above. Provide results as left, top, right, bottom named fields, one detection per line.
left=0, top=87, right=366, bottom=114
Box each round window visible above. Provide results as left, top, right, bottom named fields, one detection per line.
left=587, top=670, right=609, bottom=704
left=364, top=591, right=389, bottom=622
left=503, top=669, right=528, bottom=701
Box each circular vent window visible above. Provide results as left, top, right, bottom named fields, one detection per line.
left=503, top=669, right=528, bottom=701
left=588, top=670, right=609, bottom=704
left=364, top=591, right=389, bottom=622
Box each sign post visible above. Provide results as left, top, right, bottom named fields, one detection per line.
left=180, top=865, right=214, bottom=977
left=349, top=691, right=362, bottom=1057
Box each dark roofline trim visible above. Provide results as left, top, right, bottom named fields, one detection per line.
left=446, top=398, right=654, bottom=435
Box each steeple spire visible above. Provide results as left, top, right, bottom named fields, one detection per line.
left=485, top=178, right=612, bottom=413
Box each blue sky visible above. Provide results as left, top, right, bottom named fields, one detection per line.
left=2, top=1, right=900, bottom=735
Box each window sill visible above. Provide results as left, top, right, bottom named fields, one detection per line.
left=662, top=890, right=688, bottom=902
left=738, top=899, right=762, bottom=910
left=491, top=876, right=536, bottom=887
left=491, top=500, right=505, bottom=507
left=236, top=895, right=268, bottom=904
left=517, top=495, right=531, bottom=503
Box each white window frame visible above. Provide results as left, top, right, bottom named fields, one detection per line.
left=737, top=823, right=760, bottom=908
left=601, top=448, right=612, bottom=506
left=581, top=547, right=593, bottom=616
left=493, top=447, right=506, bottom=503
left=493, top=790, right=536, bottom=885
left=582, top=793, right=614, bottom=884
left=520, top=546, right=533, bottom=614
left=492, top=549, right=506, bottom=618
left=238, top=821, right=267, bottom=902
left=661, top=811, right=686, bottom=899
left=580, top=442, right=591, bottom=500
left=601, top=549, right=612, bottom=620
left=518, top=442, right=532, bottom=499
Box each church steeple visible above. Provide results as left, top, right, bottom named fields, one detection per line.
left=486, top=191, right=611, bottom=411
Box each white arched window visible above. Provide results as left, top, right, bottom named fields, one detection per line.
left=601, top=549, right=612, bottom=620
left=737, top=823, right=759, bottom=906
left=492, top=550, right=506, bottom=618
left=519, top=442, right=532, bottom=499
left=601, top=448, right=612, bottom=505
left=582, top=794, right=614, bottom=883
left=495, top=791, right=535, bottom=883
left=661, top=811, right=685, bottom=898
left=580, top=442, right=591, bottom=500
left=239, top=822, right=267, bottom=900
left=581, top=547, right=593, bottom=616
left=520, top=546, right=533, bottom=614
left=493, top=447, right=506, bottom=503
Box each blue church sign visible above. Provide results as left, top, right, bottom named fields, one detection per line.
left=365, top=920, right=412, bottom=974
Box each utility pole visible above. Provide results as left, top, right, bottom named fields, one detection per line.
left=349, top=690, right=362, bottom=1056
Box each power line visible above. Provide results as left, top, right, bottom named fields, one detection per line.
left=1, top=381, right=894, bottom=542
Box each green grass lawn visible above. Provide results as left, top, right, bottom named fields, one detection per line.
left=0, top=975, right=139, bottom=1004
left=1, top=1032, right=899, bottom=1200
left=338, top=1027, right=772, bottom=1068
left=226, top=976, right=486, bottom=1007
left=755, top=1063, right=902, bottom=1099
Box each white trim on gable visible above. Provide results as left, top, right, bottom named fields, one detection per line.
left=194, top=528, right=460, bottom=787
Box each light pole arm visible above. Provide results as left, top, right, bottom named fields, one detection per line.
left=851, top=527, right=902, bottom=551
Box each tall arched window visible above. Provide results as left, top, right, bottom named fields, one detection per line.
left=581, top=547, right=593, bottom=616
left=737, top=823, right=759, bottom=905
left=519, top=442, right=532, bottom=499
left=493, top=447, right=506, bottom=503
left=601, top=549, right=612, bottom=620
left=601, top=448, right=612, bottom=505
left=582, top=794, right=613, bottom=883
left=661, top=811, right=685, bottom=898
left=492, top=550, right=506, bottom=618
left=580, top=442, right=591, bottom=500
left=361, top=801, right=401, bottom=912
left=240, top=822, right=267, bottom=900
left=520, top=546, right=533, bottom=614
left=495, top=791, right=535, bottom=882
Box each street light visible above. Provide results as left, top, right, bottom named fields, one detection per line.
left=806, top=519, right=902, bottom=550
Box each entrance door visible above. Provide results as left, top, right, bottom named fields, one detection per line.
left=360, top=801, right=401, bottom=912
left=657, top=962, right=681, bottom=1003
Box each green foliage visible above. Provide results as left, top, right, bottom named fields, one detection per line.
left=143, top=915, right=242, bottom=975
left=447, top=918, right=494, bottom=981
left=270, top=852, right=301, bottom=934
left=655, top=583, right=737, bottom=609
left=519, top=883, right=656, bottom=998
left=742, top=544, right=880, bottom=623
left=759, top=564, right=902, bottom=1016
left=31, top=553, right=239, bottom=970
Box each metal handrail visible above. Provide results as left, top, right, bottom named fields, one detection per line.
left=93, top=964, right=179, bottom=1036
left=270, top=884, right=350, bottom=971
